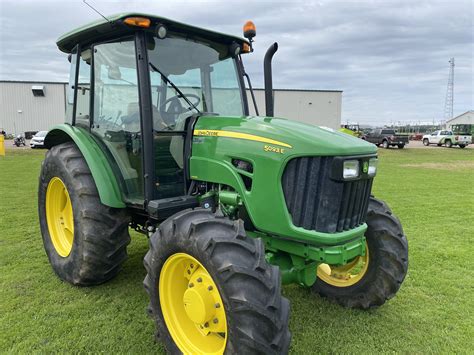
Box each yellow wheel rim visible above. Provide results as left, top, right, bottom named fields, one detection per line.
left=317, top=243, right=369, bottom=287
left=46, top=177, right=74, bottom=257
left=159, top=253, right=227, bottom=355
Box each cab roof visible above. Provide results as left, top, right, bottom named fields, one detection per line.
left=57, top=12, right=249, bottom=53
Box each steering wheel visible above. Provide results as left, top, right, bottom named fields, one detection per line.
left=159, top=94, right=201, bottom=125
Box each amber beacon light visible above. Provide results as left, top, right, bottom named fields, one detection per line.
left=243, top=20, right=256, bottom=39
left=123, top=17, right=151, bottom=28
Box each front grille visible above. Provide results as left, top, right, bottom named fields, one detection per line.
left=282, top=156, right=373, bottom=233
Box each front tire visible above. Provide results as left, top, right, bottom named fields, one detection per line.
left=382, top=140, right=389, bottom=149
left=143, top=209, right=291, bottom=354
left=38, top=142, right=131, bottom=285
left=423, top=139, right=429, bottom=146
left=445, top=140, right=453, bottom=148
left=312, top=197, right=408, bottom=309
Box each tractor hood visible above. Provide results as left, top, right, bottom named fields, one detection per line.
left=190, top=115, right=376, bottom=245
left=192, top=115, right=376, bottom=157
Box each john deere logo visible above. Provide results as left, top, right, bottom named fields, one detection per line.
left=363, top=161, right=369, bottom=173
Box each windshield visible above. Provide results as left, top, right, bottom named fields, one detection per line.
left=147, top=35, right=245, bottom=131
left=35, top=131, right=48, bottom=137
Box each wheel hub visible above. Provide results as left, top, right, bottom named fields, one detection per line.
left=183, top=281, right=216, bottom=324
left=317, top=242, right=369, bottom=287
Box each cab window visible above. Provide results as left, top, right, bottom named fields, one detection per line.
left=91, top=39, right=143, bottom=200
left=65, top=46, right=91, bottom=127
left=75, top=49, right=91, bottom=128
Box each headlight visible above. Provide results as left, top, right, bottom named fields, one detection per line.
left=368, top=157, right=378, bottom=177
left=343, top=160, right=359, bottom=179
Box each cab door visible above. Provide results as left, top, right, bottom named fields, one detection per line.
left=431, top=131, right=440, bottom=143
left=90, top=38, right=144, bottom=203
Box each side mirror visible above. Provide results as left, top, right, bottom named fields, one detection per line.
left=229, top=42, right=241, bottom=58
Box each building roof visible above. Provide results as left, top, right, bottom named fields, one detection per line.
left=0, top=80, right=68, bottom=85
left=446, top=110, right=474, bottom=124
left=56, top=13, right=249, bottom=53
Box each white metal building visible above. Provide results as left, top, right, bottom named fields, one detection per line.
left=247, top=89, right=342, bottom=129
left=0, top=81, right=67, bottom=134
left=0, top=80, right=342, bottom=134
left=446, top=110, right=474, bottom=128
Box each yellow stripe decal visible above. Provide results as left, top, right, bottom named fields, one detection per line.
left=193, top=130, right=292, bottom=148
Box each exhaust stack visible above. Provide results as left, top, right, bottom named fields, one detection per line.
left=264, top=42, right=278, bottom=117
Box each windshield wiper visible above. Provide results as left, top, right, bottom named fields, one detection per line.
left=149, top=62, right=201, bottom=114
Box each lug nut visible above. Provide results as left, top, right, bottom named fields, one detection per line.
left=204, top=322, right=209, bottom=328
left=213, top=318, right=218, bottom=324
left=197, top=277, right=202, bottom=283
left=187, top=270, right=191, bottom=275
left=189, top=283, right=194, bottom=288
left=208, top=286, right=213, bottom=291
left=190, top=264, right=194, bottom=268
left=215, top=303, right=220, bottom=308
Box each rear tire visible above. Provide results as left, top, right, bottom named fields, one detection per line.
left=144, top=209, right=291, bottom=354
left=312, top=197, right=408, bottom=309
left=398, top=144, right=405, bottom=149
left=38, top=142, right=131, bottom=286
left=459, top=144, right=466, bottom=149
left=423, top=139, right=429, bottom=146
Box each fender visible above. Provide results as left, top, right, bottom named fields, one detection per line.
left=44, top=124, right=126, bottom=208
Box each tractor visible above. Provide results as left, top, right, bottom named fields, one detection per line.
left=38, top=13, right=408, bottom=354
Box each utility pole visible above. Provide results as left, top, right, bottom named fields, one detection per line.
left=443, top=58, right=455, bottom=121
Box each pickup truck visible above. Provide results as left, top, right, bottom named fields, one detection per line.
left=363, top=128, right=409, bottom=149
left=422, top=130, right=471, bottom=148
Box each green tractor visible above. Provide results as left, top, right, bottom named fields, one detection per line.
left=39, top=13, right=408, bottom=354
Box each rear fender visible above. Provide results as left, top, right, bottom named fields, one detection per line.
left=44, top=124, right=126, bottom=208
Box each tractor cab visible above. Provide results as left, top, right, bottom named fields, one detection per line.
left=56, top=13, right=251, bottom=208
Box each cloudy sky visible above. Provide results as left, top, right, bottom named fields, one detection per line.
left=0, top=0, right=472, bottom=125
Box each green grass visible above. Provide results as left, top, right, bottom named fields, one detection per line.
left=1, top=147, right=473, bottom=353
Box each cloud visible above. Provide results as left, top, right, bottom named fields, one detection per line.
left=0, top=0, right=472, bottom=124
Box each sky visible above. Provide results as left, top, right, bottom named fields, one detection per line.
left=0, top=0, right=472, bottom=125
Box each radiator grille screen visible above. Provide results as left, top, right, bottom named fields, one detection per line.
left=282, top=156, right=373, bottom=233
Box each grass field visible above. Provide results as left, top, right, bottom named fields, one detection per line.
left=1, top=147, right=473, bottom=353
